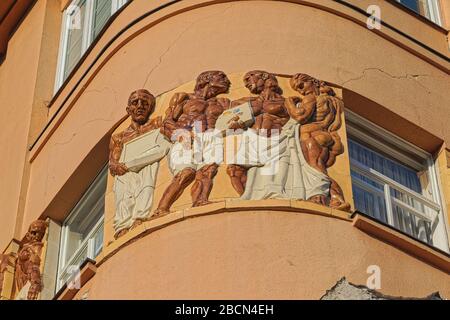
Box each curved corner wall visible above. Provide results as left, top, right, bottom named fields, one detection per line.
left=15, top=0, right=450, bottom=300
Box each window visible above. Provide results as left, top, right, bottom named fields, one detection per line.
left=395, top=0, right=442, bottom=25
left=346, top=111, right=449, bottom=252
left=55, top=0, right=128, bottom=91
left=57, top=166, right=107, bottom=290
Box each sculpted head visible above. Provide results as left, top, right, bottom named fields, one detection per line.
left=290, top=73, right=323, bottom=96
left=194, top=71, right=231, bottom=99
left=127, top=89, right=156, bottom=125
left=243, top=70, right=282, bottom=95
left=24, top=220, right=48, bottom=243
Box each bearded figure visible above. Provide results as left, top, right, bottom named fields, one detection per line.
left=14, top=220, right=48, bottom=300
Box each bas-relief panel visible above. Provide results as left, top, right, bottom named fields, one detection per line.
left=104, top=71, right=354, bottom=244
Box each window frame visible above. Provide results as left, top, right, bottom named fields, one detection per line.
left=54, top=0, right=127, bottom=92
left=425, top=0, right=443, bottom=25
left=56, top=165, right=107, bottom=291
left=346, top=110, right=449, bottom=252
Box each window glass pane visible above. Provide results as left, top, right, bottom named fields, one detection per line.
left=62, top=168, right=107, bottom=266
left=398, top=0, right=419, bottom=13
left=348, top=139, right=422, bottom=193
left=58, top=0, right=128, bottom=89
left=63, top=0, right=87, bottom=80
left=391, top=203, right=432, bottom=243
left=93, top=225, right=104, bottom=257
left=351, top=173, right=387, bottom=223
left=92, top=0, right=113, bottom=39
left=348, top=137, right=435, bottom=245
left=64, top=197, right=104, bottom=265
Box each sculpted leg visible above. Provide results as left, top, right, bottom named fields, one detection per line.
left=114, top=228, right=129, bottom=239
left=155, top=168, right=196, bottom=215
left=326, top=132, right=344, bottom=168
left=226, top=165, right=247, bottom=196
left=131, top=218, right=145, bottom=229
left=307, top=194, right=327, bottom=206
left=303, top=137, right=327, bottom=174
left=329, top=178, right=351, bottom=212
left=311, top=131, right=334, bottom=173
left=192, top=163, right=219, bottom=207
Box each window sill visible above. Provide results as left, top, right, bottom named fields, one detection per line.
left=352, top=213, right=450, bottom=273
left=54, top=259, right=97, bottom=300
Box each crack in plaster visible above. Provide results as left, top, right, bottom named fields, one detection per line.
left=142, top=4, right=236, bottom=88
left=84, top=86, right=119, bottom=108
left=341, top=68, right=434, bottom=94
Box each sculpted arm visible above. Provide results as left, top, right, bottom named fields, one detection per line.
left=161, top=92, right=189, bottom=140
left=218, top=97, right=231, bottom=110
left=232, top=97, right=261, bottom=115
left=285, top=94, right=316, bottom=124
left=228, top=97, right=258, bottom=130
left=27, top=252, right=42, bottom=300
left=109, top=134, right=128, bottom=176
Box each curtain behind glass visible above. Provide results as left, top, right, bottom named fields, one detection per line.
left=92, top=0, right=113, bottom=38
left=64, top=0, right=87, bottom=80
left=349, top=139, right=432, bottom=244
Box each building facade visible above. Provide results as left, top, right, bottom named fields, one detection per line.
left=0, top=0, right=449, bottom=300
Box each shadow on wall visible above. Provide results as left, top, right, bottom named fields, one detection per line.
left=342, top=89, right=442, bottom=154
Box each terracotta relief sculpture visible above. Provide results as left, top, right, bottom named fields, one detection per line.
left=226, top=70, right=332, bottom=202
left=109, top=71, right=350, bottom=241
left=14, top=220, right=48, bottom=300
left=109, top=89, right=171, bottom=239
left=227, top=70, right=289, bottom=195
left=0, top=254, right=9, bottom=293
left=155, top=71, right=231, bottom=215
left=285, top=73, right=350, bottom=211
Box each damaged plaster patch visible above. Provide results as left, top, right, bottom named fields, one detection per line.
left=320, top=277, right=443, bottom=300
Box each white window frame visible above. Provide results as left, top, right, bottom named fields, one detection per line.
left=54, top=0, right=128, bottom=92
left=425, top=0, right=442, bottom=25
left=346, top=111, right=449, bottom=252
left=112, top=0, right=128, bottom=12
left=56, top=166, right=107, bottom=291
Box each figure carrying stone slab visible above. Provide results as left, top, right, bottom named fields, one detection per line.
left=109, top=89, right=171, bottom=239
left=226, top=70, right=331, bottom=202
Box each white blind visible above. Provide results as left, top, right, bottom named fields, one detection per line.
left=92, top=0, right=113, bottom=39
left=63, top=0, right=87, bottom=80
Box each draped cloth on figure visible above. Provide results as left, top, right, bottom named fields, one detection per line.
left=237, top=119, right=331, bottom=200
left=113, top=129, right=171, bottom=234
left=168, top=130, right=222, bottom=176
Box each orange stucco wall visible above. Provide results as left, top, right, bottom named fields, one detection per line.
left=81, top=211, right=450, bottom=299
left=0, top=0, right=47, bottom=248
left=21, top=1, right=450, bottom=240
left=0, top=0, right=449, bottom=300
